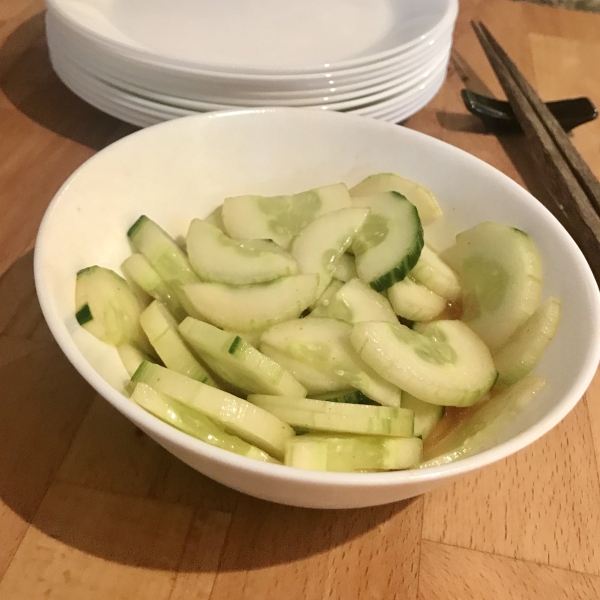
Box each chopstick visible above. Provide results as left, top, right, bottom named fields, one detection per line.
left=471, top=21, right=600, bottom=282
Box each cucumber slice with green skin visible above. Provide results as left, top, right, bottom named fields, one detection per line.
left=140, top=301, right=215, bottom=385
left=132, top=383, right=278, bottom=463
left=117, top=344, right=153, bottom=378
left=248, top=394, right=403, bottom=419
left=285, top=434, right=423, bottom=472
left=260, top=343, right=348, bottom=394
left=186, top=219, right=299, bottom=285
left=401, top=393, right=445, bottom=440
left=350, top=173, right=443, bottom=225
left=228, top=329, right=264, bottom=348
left=410, top=246, right=461, bottom=302
left=75, top=266, right=152, bottom=353
left=181, top=274, right=319, bottom=332
left=333, top=253, right=357, bottom=282
left=387, top=276, right=447, bottom=322
left=260, top=318, right=402, bottom=407
left=179, top=317, right=306, bottom=397
left=222, top=183, right=352, bottom=249
left=313, top=389, right=378, bottom=405
left=442, top=222, right=543, bottom=351
left=132, top=362, right=294, bottom=459
left=196, top=352, right=258, bottom=398
left=127, top=216, right=199, bottom=287
left=310, top=278, right=397, bottom=324
left=420, top=375, right=546, bottom=467
left=248, top=395, right=413, bottom=437
left=290, top=207, right=369, bottom=297
left=351, top=320, right=498, bottom=407
left=121, top=254, right=187, bottom=322
left=493, top=297, right=562, bottom=387
left=351, top=192, right=424, bottom=292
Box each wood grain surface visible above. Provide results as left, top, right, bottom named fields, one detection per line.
left=1, top=1, right=599, bottom=598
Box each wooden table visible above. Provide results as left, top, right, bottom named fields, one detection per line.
left=1, top=1, right=600, bottom=598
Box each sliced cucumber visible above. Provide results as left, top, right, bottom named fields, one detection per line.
left=260, top=343, right=348, bottom=394
left=410, top=246, right=461, bottom=302
left=351, top=320, right=498, bottom=407
left=313, top=389, right=378, bottom=405
left=420, top=375, right=546, bottom=467
left=132, top=383, right=278, bottom=463
left=75, top=266, right=152, bottom=353
left=290, top=207, right=369, bottom=297
left=121, top=253, right=187, bottom=322
left=248, top=394, right=402, bottom=418
left=285, top=434, right=422, bottom=472
left=350, top=173, right=442, bottom=225
left=310, top=278, right=397, bottom=323
left=127, top=216, right=199, bottom=287
left=493, top=297, right=562, bottom=387
left=443, top=222, right=543, bottom=351
left=228, top=328, right=264, bottom=348
left=401, top=393, right=445, bottom=440
left=248, top=394, right=413, bottom=437
left=333, top=253, right=357, bottom=282
left=313, top=278, right=344, bottom=308
left=139, top=301, right=215, bottom=385
left=178, top=317, right=306, bottom=397
left=182, top=274, right=318, bottom=332
left=260, top=318, right=402, bottom=407
left=222, top=183, right=352, bottom=249
left=387, top=276, right=447, bottom=322
left=186, top=218, right=298, bottom=284
left=204, top=204, right=227, bottom=233
left=117, top=344, right=152, bottom=378
left=351, top=192, right=424, bottom=292
left=132, top=362, right=294, bottom=459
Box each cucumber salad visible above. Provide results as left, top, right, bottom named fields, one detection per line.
left=74, top=172, right=562, bottom=472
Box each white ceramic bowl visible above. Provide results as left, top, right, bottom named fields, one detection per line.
left=34, top=108, right=600, bottom=509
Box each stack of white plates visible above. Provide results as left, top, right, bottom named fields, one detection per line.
left=45, top=0, right=458, bottom=127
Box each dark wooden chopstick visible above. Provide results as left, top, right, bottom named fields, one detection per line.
left=476, top=22, right=600, bottom=214
left=471, top=21, right=600, bottom=282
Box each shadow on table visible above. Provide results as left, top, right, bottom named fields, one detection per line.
left=0, top=12, right=137, bottom=151
left=0, top=252, right=417, bottom=575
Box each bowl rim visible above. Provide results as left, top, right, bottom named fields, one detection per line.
left=34, top=107, right=600, bottom=489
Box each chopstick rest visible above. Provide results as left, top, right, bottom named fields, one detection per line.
left=461, top=89, right=598, bottom=133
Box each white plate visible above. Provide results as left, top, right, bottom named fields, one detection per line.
left=51, top=42, right=446, bottom=130
left=51, top=27, right=451, bottom=106
left=47, top=0, right=457, bottom=73
left=51, top=41, right=448, bottom=122
left=350, top=65, right=447, bottom=117
left=50, top=48, right=187, bottom=126
left=371, top=72, right=446, bottom=123
left=46, top=9, right=455, bottom=95
left=52, top=36, right=450, bottom=112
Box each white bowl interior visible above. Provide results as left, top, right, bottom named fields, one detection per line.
left=34, top=109, right=600, bottom=508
